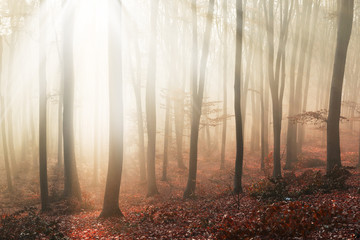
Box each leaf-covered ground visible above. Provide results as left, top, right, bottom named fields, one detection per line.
left=0, top=144, right=360, bottom=239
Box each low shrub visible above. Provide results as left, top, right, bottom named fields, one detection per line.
left=212, top=201, right=350, bottom=239
left=0, top=207, right=65, bottom=239
left=249, top=167, right=352, bottom=201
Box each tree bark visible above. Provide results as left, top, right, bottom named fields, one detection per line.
left=129, top=29, right=146, bottom=182
left=63, top=4, right=81, bottom=201
left=146, top=0, right=160, bottom=197
left=220, top=0, right=228, bottom=170
left=161, top=91, right=171, bottom=181
left=58, top=71, right=63, bottom=167
left=39, top=0, right=49, bottom=210
left=264, top=0, right=292, bottom=178
left=100, top=1, right=124, bottom=218
left=184, top=0, right=215, bottom=198
left=285, top=0, right=300, bottom=170
left=0, top=37, right=12, bottom=192
left=327, top=0, right=353, bottom=173
left=7, top=38, right=17, bottom=176
left=293, top=0, right=311, bottom=156
left=299, top=0, right=320, bottom=153
left=233, top=0, right=244, bottom=194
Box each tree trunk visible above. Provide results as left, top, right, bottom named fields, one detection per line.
left=174, top=96, right=186, bottom=169
left=39, top=0, right=49, bottom=210
left=134, top=86, right=146, bottom=181
left=146, top=0, right=160, bottom=197
left=161, top=91, right=171, bottom=181
left=234, top=0, right=244, bottom=194
left=327, top=0, right=353, bottom=173
left=58, top=73, right=63, bottom=167
left=285, top=0, right=300, bottom=170
left=130, top=34, right=146, bottom=181
left=293, top=0, right=311, bottom=156
left=0, top=38, right=12, bottom=192
left=299, top=1, right=320, bottom=153
left=174, top=10, right=187, bottom=170
left=63, top=5, right=81, bottom=201
left=259, top=45, right=265, bottom=170
left=6, top=37, right=17, bottom=176
left=93, top=88, right=99, bottom=186
left=264, top=0, right=292, bottom=178
left=99, top=1, right=124, bottom=218
left=220, top=0, right=228, bottom=170
left=250, top=89, right=258, bottom=152
left=30, top=95, right=38, bottom=169
left=184, top=0, right=214, bottom=198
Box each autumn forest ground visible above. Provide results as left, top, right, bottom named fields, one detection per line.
left=0, top=132, right=360, bottom=239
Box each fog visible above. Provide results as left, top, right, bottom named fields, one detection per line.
left=0, top=0, right=359, bottom=226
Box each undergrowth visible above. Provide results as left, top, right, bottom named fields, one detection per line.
left=0, top=207, right=66, bottom=239
left=248, top=166, right=352, bottom=202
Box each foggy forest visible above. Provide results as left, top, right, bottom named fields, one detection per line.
left=0, top=0, right=359, bottom=239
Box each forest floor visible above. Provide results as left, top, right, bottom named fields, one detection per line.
left=0, top=142, right=359, bottom=239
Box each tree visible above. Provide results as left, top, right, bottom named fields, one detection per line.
left=285, top=0, right=300, bottom=170
left=0, top=36, right=12, bottom=193
left=130, top=31, right=146, bottom=182
left=233, top=0, right=244, bottom=194
left=39, top=0, right=49, bottom=211
left=263, top=0, right=293, bottom=178
left=220, top=0, right=228, bottom=170
left=299, top=0, right=320, bottom=152
left=184, top=0, right=215, bottom=198
left=6, top=35, right=17, bottom=177
left=161, top=89, right=170, bottom=181
left=327, top=0, right=354, bottom=173
left=292, top=0, right=311, bottom=157
left=63, top=3, right=81, bottom=201
left=146, top=0, right=160, bottom=197
left=100, top=0, right=124, bottom=218
left=93, top=82, right=100, bottom=186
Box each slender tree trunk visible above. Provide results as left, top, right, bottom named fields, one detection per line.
left=99, top=1, right=124, bottom=218
left=250, top=89, right=258, bottom=152
left=234, top=0, right=244, bottom=194
left=161, top=90, right=170, bottom=181
left=299, top=1, right=320, bottom=152
left=7, top=111, right=16, bottom=173
left=259, top=44, right=265, bottom=169
left=39, top=0, right=49, bottom=210
left=285, top=1, right=300, bottom=170
left=327, top=0, right=353, bottom=173
left=293, top=0, right=311, bottom=156
left=241, top=51, right=253, bottom=132
left=130, top=35, right=146, bottom=181
left=220, top=0, right=228, bottom=170
left=184, top=0, right=215, bottom=198
left=93, top=88, right=99, bottom=186
left=264, top=0, right=292, bottom=178
left=134, top=86, right=146, bottom=181
left=7, top=39, right=17, bottom=176
left=30, top=95, right=38, bottom=169
left=58, top=76, right=63, bottom=167
left=63, top=4, right=81, bottom=201
left=146, top=0, right=160, bottom=197
left=205, top=120, right=211, bottom=152
left=21, top=93, right=28, bottom=164
left=0, top=38, right=12, bottom=192
left=174, top=97, right=186, bottom=169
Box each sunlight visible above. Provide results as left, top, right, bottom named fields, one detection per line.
left=0, top=0, right=359, bottom=238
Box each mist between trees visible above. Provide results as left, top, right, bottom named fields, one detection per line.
left=0, top=0, right=359, bottom=221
